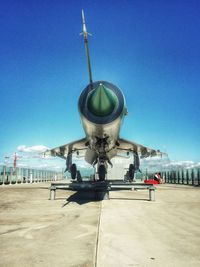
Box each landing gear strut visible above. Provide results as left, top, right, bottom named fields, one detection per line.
left=98, top=165, right=106, bottom=181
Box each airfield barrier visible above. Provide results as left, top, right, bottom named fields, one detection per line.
left=161, top=169, right=200, bottom=186
left=0, top=166, right=64, bottom=185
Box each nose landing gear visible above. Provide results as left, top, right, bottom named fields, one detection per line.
left=98, top=164, right=106, bottom=181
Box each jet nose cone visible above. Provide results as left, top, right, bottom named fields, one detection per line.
left=87, top=83, right=118, bottom=117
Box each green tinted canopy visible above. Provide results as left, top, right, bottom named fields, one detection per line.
left=87, top=83, right=118, bottom=117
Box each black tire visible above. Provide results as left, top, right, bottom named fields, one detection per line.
left=98, top=165, right=106, bottom=181
left=77, top=170, right=82, bottom=182
left=129, top=164, right=135, bottom=180
left=70, top=163, right=77, bottom=180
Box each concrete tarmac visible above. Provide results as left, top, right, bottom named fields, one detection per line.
left=97, top=185, right=200, bottom=267
left=0, top=183, right=100, bottom=267
left=0, top=183, right=200, bottom=267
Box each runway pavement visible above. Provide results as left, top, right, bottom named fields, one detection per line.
left=0, top=183, right=200, bottom=267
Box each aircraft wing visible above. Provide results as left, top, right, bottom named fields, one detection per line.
left=44, top=138, right=87, bottom=159
left=117, top=138, right=166, bottom=158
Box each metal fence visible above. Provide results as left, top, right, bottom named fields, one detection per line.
left=1, top=166, right=199, bottom=186
left=161, top=169, right=200, bottom=186
left=0, top=166, right=64, bottom=185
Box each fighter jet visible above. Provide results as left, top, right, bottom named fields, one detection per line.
left=46, top=10, right=166, bottom=181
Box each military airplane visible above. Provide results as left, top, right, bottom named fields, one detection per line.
left=46, top=10, right=166, bottom=181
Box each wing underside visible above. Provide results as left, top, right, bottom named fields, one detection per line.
left=45, top=138, right=87, bottom=159
left=45, top=137, right=166, bottom=161
left=117, top=138, right=165, bottom=158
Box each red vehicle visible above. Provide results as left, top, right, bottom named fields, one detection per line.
left=144, top=173, right=162, bottom=184
left=144, top=179, right=160, bottom=184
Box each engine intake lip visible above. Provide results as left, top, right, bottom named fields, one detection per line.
left=78, top=81, right=125, bottom=124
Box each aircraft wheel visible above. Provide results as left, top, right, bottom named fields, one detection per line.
left=98, top=165, right=106, bottom=181
left=129, top=164, right=135, bottom=181
left=77, top=170, right=82, bottom=182
left=70, top=163, right=77, bottom=180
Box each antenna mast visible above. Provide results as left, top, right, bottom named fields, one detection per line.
left=80, top=10, right=93, bottom=84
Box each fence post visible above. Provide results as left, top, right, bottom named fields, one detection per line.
left=198, top=169, right=200, bottom=186
left=9, top=168, right=12, bottom=184
left=191, top=169, right=194, bottom=186
left=30, top=170, right=33, bottom=183
left=186, top=169, right=189, bottom=185
left=164, top=171, right=167, bottom=183
left=172, top=171, right=175, bottom=184
left=182, top=169, right=184, bottom=184
left=174, top=171, right=177, bottom=184
left=177, top=170, right=180, bottom=184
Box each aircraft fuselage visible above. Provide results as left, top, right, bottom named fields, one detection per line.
left=78, top=80, right=127, bottom=165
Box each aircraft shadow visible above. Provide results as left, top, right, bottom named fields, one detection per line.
left=62, top=191, right=100, bottom=206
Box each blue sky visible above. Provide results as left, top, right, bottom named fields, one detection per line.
left=0, top=0, right=200, bottom=168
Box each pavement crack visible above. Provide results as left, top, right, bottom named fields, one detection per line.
left=0, top=227, right=27, bottom=235
left=94, top=201, right=102, bottom=267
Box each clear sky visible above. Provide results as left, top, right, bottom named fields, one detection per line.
left=0, top=0, right=200, bottom=167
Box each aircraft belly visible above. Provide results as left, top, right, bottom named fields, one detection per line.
left=81, top=115, right=121, bottom=163
left=81, top=115, right=121, bottom=148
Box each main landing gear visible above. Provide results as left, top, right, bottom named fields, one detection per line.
left=70, top=163, right=77, bottom=180
left=69, top=163, right=82, bottom=182
left=128, top=163, right=135, bottom=182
